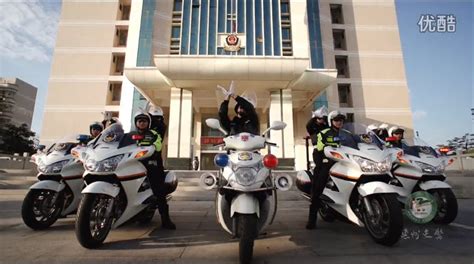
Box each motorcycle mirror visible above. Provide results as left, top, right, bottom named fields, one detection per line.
left=262, top=121, right=287, bottom=135
left=205, top=118, right=228, bottom=135
left=385, top=136, right=398, bottom=142
left=37, top=145, right=46, bottom=151
left=76, top=134, right=90, bottom=143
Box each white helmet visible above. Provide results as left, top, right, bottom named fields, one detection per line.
left=379, top=123, right=389, bottom=130
left=134, top=111, right=151, bottom=128
left=312, top=106, right=329, bottom=118
left=368, top=124, right=378, bottom=131
left=327, top=110, right=346, bottom=125
left=149, top=105, right=163, bottom=117
left=388, top=126, right=405, bottom=136
left=239, top=90, right=257, bottom=108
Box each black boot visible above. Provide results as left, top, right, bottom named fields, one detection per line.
left=306, top=205, right=318, bottom=230
left=158, top=204, right=176, bottom=230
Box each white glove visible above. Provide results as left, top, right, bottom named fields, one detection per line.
left=217, top=81, right=236, bottom=98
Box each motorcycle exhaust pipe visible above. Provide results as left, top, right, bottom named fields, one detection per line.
left=275, top=174, right=293, bottom=191
left=199, top=172, right=217, bottom=190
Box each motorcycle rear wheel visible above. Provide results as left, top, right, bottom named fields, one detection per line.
left=429, top=189, right=458, bottom=224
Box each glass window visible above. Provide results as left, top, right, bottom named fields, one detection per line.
left=245, top=0, right=254, bottom=55
left=218, top=0, right=226, bottom=33
left=199, top=0, right=209, bottom=54
left=307, top=0, right=324, bottom=68
left=181, top=0, right=192, bottom=54
left=172, top=26, right=181, bottom=39
left=313, top=91, right=328, bottom=110
left=282, top=28, right=290, bottom=40
left=174, top=0, right=183, bottom=11
left=263, top=0, right=272, bottom=55
left=333, top=29, right=346, bottom=50
left=208, top=0, right=217, bottom=54
left=330, top=4, right=344, bottom=24
left=281, top=1, right=289, bottom=13
left=255, top=0, right=263, bottom=55
left=338, top=84, right=353, bottom=107
left=272, top=0, right=281, bottom=56
left=190, top=2, right=200, bottom=54
left=237, top=0, right=245, bottom=33
left=335, top=56, right=350, bottom=78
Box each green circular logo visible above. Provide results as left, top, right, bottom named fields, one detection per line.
left=404, top=191, right=438, bottom=224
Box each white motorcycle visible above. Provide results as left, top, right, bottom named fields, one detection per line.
left=387, top=137, right=458, bottom=224
left=22, top=135, right=87, bottom=230
left=74, top=123, right=177, bottom=248
left=296, top=126, right=404, bottom=246
left=200, top=119, right=293, bottom=264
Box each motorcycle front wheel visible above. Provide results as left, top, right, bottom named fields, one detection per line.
left=75, top=193, right=114, bottom=249
left=429, top=188, right=458, bottom=224
left=362, top=194, right=403, bottom=246
left=238, top=213, right=258, bottom=264
left=21, top=189, right=63, bottom=230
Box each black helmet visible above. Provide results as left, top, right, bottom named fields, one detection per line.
left=389, top=126, right=405, bottom=135
left=89, top=122, right=104, bottom=133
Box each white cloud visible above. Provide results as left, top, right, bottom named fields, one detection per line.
left=0, top=1, right=61, bottom=63
left=412, top=110, right=428, bottom=120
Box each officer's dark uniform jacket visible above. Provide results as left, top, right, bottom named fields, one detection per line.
left=219, top=96, right=260, bottom=135
left=306, top=118, right=328, bottom=145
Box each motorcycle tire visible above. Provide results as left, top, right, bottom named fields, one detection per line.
left=238, top=213, right=258, bottom=264
left=429, top=189, right=458, bottom=224
left=75, top=193, right=114, bottom=249
left=362, top=194, right=403, bottom=246
left=21, top=189, right=63, bottom=230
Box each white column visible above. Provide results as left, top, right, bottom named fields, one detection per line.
left=167, top=88, right=181, bottom=158
left=167, top=88, right=193, bottom=159
left=269, top=91, right=283, bottom=157
left=179, top=89, right=193, bottom=158
left=193, top=112, right=202, bottom=158
left=281, top=89, right=295, bottom=159
left=290, top=0, right=309, bottom=58
left=120, top=0, right=143, bottom=131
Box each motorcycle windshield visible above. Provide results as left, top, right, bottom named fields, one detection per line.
left=340, top=123, right=383, bottom=150
left=92, top=123, right=125, bottom=148
left=47, top=134, right=79, bottom=155
left=402, top=138, right=439, bottom=158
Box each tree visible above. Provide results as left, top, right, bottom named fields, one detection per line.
left=0, top=123, right=36, bottom=155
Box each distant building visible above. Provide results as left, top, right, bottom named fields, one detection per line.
left=42, top=0, right=413, bottom=170
left=0, top=78, right=37, bottom=128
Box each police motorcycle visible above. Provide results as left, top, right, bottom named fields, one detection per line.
left=385, top=136, right=458, bottom=224
left=74, top=123, right=177, bottom=248
left=296, top=124, right=404, bottom=246
left=22, top=135, right=88, bottom=230
left=200, top=118, right=292, bottom=264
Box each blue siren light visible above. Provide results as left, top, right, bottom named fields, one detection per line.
left=214, top=153, right=229, bottom=168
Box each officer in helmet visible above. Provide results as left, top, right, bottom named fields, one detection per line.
left=306, top=110, right=357, bottom=229
left=131, top=111, right=176, bottom=229
left=89, top=122, right=104, bottom=139
left=388, top=126, right=405, bottom=149
left=148, top=105, right=167, bottom=140
left=306, top=106, right=329, bottom=146
left=218, top=81, right=260, bottom=135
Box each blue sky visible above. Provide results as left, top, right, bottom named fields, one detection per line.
left=0, top=0, right=472, bottom=146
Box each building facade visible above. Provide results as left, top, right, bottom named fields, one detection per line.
left=0, top=78, right=37, bottom=128
left=42, top=0, right=413, bottom=170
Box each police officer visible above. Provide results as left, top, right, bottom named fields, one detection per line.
left=306, top=110, right=354, bottom=229
left=388, top=126, right=405, bottom=149
left=306, top=106, right=329, bottom=145
left=132, top=111, right=176, bottom=229
left=89, top=122, right=103, bottom=139
left=218, top=85, right=259, bottom=135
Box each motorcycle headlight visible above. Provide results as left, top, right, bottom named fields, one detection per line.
left=40, top=159, right=70, bottom=174
left=234, top=167, right=258, bottom=186
left=414, top=161, right=444, bottom=174
left=352, top=156, right=391, bottom=173
left=86, top=155, right=124, bottom=172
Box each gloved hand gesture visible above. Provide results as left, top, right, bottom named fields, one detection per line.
left=217, top=80, right=236, bottom=99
